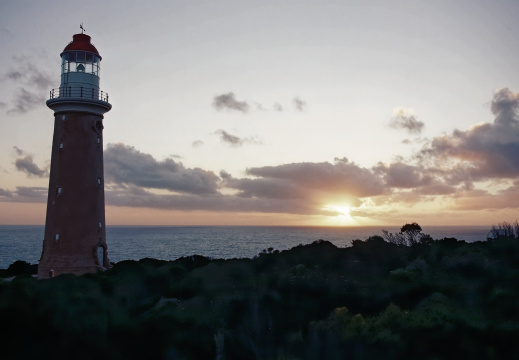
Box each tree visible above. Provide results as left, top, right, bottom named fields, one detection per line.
left=490, top=221, right=519, bottom=240
left=401, top=222, right=422, bottom=245
left=382, top=222, right=431, bottom=246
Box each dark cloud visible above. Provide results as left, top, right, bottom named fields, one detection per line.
left=15, top=186, right=47, bottom=199
left=292, top=97, right=307, bottom=111
left=4, top=56, right=54, bottom=90
left=450, top=181, right=519, bottom=211
left=0, top=188, right=13, bottom=198
left=7, top=88, right=45, bottom=114
left=491, top=87, right=519, bottom=126
left=416, top=184, right=457, bottom=196
left=104, top=143, right=220, bottom=195
left=12, top=146, right=24, bottom=156
left=373, top=162, right=432, bottom=188
left=216, top=130, right=243, bottom=147
left=103, top=145, right=385, bottom=216
left=215, top=130, right=262, bottom=147
left=212, top=93, right=307, bottom=114
left=5, top=70, right=23, bottom=81
left=0, top=101, right=6, bottom=108
left=0, top=187, right=47, bottom=203
left=246, top=157, right=385, bottom=198
left=2, top=55, right=54, bottom=114
left=106, top=185, right=319, bottom=215
left=221, top=172, right=307, bottom=200
left=419, top=88, right=519, bottom=183
left=15, top=156, right=47, bottom=177
left=389, top=108, right=424, bottom=134
left=13, top=147, right=48, bottom=177
left=213, top=92, right=249, bottom=113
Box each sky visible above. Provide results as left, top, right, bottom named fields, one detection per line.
left=1, top=0, right=519, bottom=226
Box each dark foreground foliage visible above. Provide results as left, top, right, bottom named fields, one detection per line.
left=2, top=235, right=519, bottom=359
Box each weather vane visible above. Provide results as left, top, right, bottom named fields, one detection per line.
left=80, top=23, right=85, bottom=34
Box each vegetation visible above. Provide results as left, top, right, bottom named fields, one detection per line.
left=1, top=224, right=519, bottom=359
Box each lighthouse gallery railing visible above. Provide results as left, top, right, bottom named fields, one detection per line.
left=49, top=87, right=109, bottom=102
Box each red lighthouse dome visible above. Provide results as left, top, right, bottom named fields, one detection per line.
left=62, top=33, right=101, bottom=58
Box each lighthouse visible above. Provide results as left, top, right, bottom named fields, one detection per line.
left=38, top=29, right=112, bottom=277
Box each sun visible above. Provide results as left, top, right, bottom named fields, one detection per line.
left=333, top=206, right=351, bottom=216
left=323, top=204, right=352, bottom=223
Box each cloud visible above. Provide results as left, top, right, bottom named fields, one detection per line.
left=213, top=92, right=250, bottom=113
left=4, top=56, right=54, bottom=90
left=106, top=185, right=319, bottom=214
left=419, top=88, right=519, bottom=183
left=373, top=162, right=432, bottom=188
left=15, top=156, right=47, bottom=177
left=0, top=187, right=47, bottom=203
left=104, top=143, right=220, bottom=195
left=2, top=55, right=54, bottom=114
left=7, top=88, right=45, bottom=114
left=13, top=147, right=48, bottom=177
left=15, top=186, right=47, bottom=199
left=192, top=140, right=204, bottom=148
left=12, top=146, right=24, bottom=156
left=0, top=188, right=13, bottom=198
left=5, top=70, right=23, bottom=81
left=216, top=130, right=243, bottom=147
left=491, top=87, right=519, bottom=126
left=102, top=145, right=386, bottom=216
left=215, top=130, right=261, bottom=147
left=0, top=101, right=6, bottom=108
left=389, top=108, right=424, bottom=134
left=221, top=171, right=307, bottom=200
left=212, top=93, right=308, bottom=114
left=292, top=97, right=307, bottom=111
left=245, top=157, right=385, bottom=198
left=450, top=181, right=519, bottom=211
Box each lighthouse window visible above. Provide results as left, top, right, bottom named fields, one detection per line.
left=61, top=115, right=66, bottom=121
left=97, top=177, right=101, bottom=185
left=55, top=234, right=60, bottom=241
left=59, top=143, right=64, bottom=149
left=98, top=221, right=103, bottom=228
left=97, top=137, right=101, bottom=144
left=76, top=52, right=85, bottom=62
left=62, top=52, right=100, bottom=76
left=56, top=187, right=63, bottom=195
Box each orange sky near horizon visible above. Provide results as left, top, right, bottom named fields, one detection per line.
left=0, top=202, right=514, bottom=229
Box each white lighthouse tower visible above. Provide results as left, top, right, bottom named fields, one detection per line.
left=38, top=28, right=112, bottom=277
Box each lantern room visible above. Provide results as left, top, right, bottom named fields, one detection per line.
left=60, top=33, right=101, bottom=89
left=48, top=31, right=110, bottom=110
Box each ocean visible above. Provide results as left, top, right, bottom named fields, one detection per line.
left=0, top=225, right=490, bottom=269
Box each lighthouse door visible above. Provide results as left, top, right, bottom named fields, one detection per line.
left=97, top=246, right=104, bottom=267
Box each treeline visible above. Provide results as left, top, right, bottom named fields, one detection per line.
left=1, top=227, right=519, bottom=359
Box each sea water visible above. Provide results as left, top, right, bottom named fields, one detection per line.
left=0, top=225, right=490, bottom=269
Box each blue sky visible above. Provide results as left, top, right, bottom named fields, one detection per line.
left=1, top=0, right=519, bottom=226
